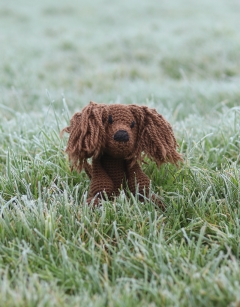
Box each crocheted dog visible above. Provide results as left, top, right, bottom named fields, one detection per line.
left=61, top=102, right=182, bottom=206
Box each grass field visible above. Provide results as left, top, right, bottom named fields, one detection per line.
left=0, top=0, right=240, bottom=306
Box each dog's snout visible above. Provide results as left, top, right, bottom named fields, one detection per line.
left=114, top=130, right=129, bottom=142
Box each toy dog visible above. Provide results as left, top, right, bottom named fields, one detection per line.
left=61, top=102, right=182, bottom=206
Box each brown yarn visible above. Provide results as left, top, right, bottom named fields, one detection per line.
left=61, top=102, right=183, bottom=206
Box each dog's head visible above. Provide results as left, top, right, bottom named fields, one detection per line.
left=61, top=102, right=182, bottom=171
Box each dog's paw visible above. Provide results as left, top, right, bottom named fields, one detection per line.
left=151, top=194, right=166, bottom=211
left=86, top=196, right=101, bottom=207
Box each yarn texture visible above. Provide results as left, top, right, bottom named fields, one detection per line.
left=61, top=101, right=182, bottom=206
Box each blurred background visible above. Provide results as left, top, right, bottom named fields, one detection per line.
left=1, top=0, right=240, bottom=119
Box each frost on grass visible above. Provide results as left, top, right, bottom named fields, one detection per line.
left=0, top=0, right=240, bottom=306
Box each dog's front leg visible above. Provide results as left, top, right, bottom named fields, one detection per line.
left=126, top=162, right=150, bottom=196
left=126, top=162, right=165, bottom=209
left=87, top=158, right=114, bottom=205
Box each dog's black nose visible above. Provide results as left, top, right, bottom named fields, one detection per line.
left=114, top=130, right=129, bottom=142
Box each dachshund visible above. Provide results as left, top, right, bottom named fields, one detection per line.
left=61, top=101, right=182, bottom=207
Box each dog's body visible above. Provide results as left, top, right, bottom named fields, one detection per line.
left=61, top=102, right=182, bottom=206
left=85, top=154, right=150, bottom=200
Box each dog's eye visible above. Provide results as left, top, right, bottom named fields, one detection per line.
left=130, top=121, right=135, bottom=128
left=108, top=115, right=113, bottom=124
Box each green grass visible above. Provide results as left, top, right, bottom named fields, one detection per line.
left=0, top=0, right=240, bottom=306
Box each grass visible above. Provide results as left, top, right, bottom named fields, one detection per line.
left=0, top=0, right=240, bottom=306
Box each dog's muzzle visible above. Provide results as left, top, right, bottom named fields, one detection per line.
left=114, top=130, right=129, bottom=142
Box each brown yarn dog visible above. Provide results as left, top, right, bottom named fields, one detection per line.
left=61, top=101, right=182, bottom=207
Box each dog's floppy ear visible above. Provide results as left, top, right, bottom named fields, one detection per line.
left=60, top=101, right=108, bottom=172
left=130, top=105, right=182, bottom=166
